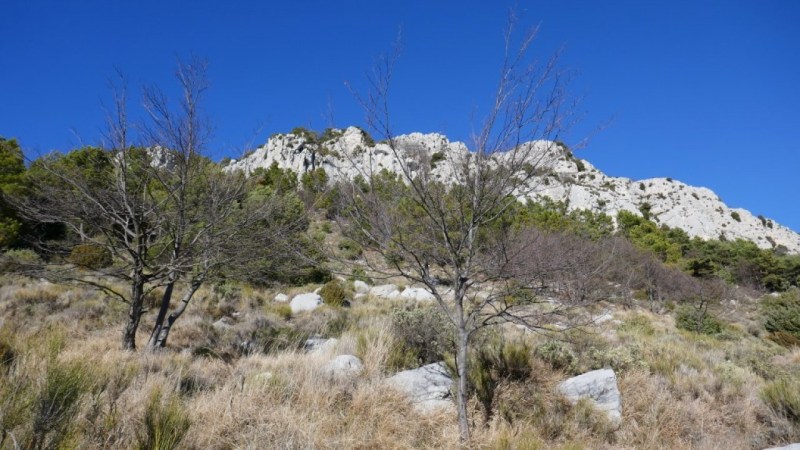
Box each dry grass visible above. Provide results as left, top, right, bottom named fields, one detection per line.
left=1, top=275, right=799, bottom=449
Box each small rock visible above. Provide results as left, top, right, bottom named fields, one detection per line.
left=353, top=280, right=370, bottom=293
left=387, top=362, right=452, bottom=412
left=274, top=293, right=289, bottom=303
left=290, top=293, right=323, bottom=314
left=321, top=355, right=363, bottom=382
left=558, top=368, right=622, bottom=424
left=304, top=337, right=338, bottom=353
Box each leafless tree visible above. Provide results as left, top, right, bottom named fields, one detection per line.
left=340, top=18, right=581, bottom=441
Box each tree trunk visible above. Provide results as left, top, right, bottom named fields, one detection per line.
left=153, top=281, right=200, bottom=348
left=146, top=277, right=176, bottom=349
left=122, top=272, right=145, bottom=351
left=456, top=325, right=470, bottom=443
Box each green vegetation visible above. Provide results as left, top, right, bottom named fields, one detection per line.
left=318, top=279, right=349, bottom=307
left=762, top=289, right=800, bottom=344
left=137, top=389, right=190, bottom=450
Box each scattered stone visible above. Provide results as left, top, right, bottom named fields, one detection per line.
left=290, top=293, right=323, bottom=314
left=558, top=368, right=622, bottom=424
left=321, top=355, right=363, bottom=382
left=387, top=362, right=453, bottom=412
left=370, top=284, right=400, bottom=299
left=274, top=293, right=289, bottom=303
left=304, top=337, right=338, bottom=353
left=353, top=280, right=370, bottom=293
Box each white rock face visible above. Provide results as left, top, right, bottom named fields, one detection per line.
left=321, top=355, right=364, bottom=382
left=290, top=293, right=323, bottom=314
left=386, top=362, right=453, bottom=412
left=226, top=127, right=800, bottom=254
left=558, top=368, right=622, bottom=423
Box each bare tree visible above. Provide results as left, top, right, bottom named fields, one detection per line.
left=340, top=19, right=580, bottom=441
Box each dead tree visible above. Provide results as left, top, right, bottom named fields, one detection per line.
left=340, top=19, right=580, bottom=442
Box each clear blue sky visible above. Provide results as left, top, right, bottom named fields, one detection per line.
left=2, top=1, right=799, bottom=232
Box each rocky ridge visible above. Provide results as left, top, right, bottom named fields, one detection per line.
left=226, top=127, right=800, bottom=254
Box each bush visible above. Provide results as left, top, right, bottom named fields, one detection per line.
left=761, top=378, right=800, bottom=424
left=319, top=279, right=349, bottom=307
left=430, top=151, right=445, bottom=167
left=388, top=306, right=453, bottom=371
left=535, top=340, right=576, bottom=373
left=675, top=306, right=724, bottom=335
left=68, top=243, right=112, bottom=269
left=338, top=238, right=363, bottom=260
left=137, top=389, right=190, bottom=450
left=469, top=334, right=531, bottom=423
left=762, top=289, right=800, bottom=342
left=730, top=211, right=741, bottom=222
left=31, top=362, right=89, bottom=449
left=1, top=248, right=42, bottom=272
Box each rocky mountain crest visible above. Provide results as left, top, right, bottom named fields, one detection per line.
left=225, top=126, right=800, bottom=254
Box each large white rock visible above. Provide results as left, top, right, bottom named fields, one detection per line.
left=764, top=445, right=800, bottom=450
left=387, top=362, right=453, bottom=412
left=290, top=293, right=323, bottom=314
left=321, top=355, right=364, bottom=382
left=558, top=368, right=622, bottom=423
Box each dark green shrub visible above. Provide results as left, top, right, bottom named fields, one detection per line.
left=68, top=243, right=112, bottom=269
left=137, top=389, right=190, bottom=450
left=469, top=335, right=531, bottom=423
left=675, top=306, right=723, bottom=335
left=430, top=151, right=445, bottom=168
left=574, top=159, right=586, bottom=172
left=319, top=279, right=348, bottom=307
left=730, top=211, right=741, bottom=222
left=762, top=289, right=800, bottom=342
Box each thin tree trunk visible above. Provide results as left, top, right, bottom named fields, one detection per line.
left=456, top=325, right=470, bottom=443
left=146, top=275, right=176, bottom=349
left=122, top=271, right=145, bottom=351
left=153, top=281, right=201, bottom=348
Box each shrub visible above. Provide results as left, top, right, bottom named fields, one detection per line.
left=469, top=334, right=532, bottom=422
left=761, top=378, right=800, bottom=424
left=430, top=151, right=445, bottom=167
left=730, top=211, right=741, bottom=222
left=388, top=306, right=453, bottom=371
left=535, top=340, right=576, bottom=372
left=319, top=279, right=349, bottom=307
left=338, top=238, right=363, bottom=260
left=762, top=289, right=800, bottom=342
left=675, top=306, right=724, bottom=335
left=574, top=159, right=586, bottom=172
left=31, top=362, right=89, bottom=450
left=137, top=389, right=190, bottom=450
left=68, top=243, right=112, bottom=269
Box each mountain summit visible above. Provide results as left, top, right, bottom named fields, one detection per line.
left=226, top=126, right=800, bottom=254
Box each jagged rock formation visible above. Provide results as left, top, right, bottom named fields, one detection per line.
left=226, top=127, right=800, bottom=254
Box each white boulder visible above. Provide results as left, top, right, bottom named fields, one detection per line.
left=370, top=284, right=401, bottom=299
left=400, top=287, right=436, bottom=302
left=274, top=293, right=289, bottom=303
left=290, top=293, right=323, bottom=314
left=558, top=368, right=622, bottom=423
left=304, top=337, right=337, bottom=353
left=353, top=280, right=370, bottom=293
left=387, top=362, right=453, bottom=412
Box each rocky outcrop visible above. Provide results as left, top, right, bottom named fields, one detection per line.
left=321, top=354, right=363, bottom=382
left=226, top=127, right=800, bottom=253
left=558, top=368, right=622, bottom=423
left=386, top=362, right=453, bottom=412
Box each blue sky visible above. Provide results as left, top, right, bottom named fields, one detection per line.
left=2, top=1, right=799, bottom=232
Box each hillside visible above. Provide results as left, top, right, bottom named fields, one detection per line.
left=227, top=127, right=800, bottom=254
